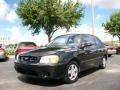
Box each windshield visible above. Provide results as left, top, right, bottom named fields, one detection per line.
left=47, top=35, right=79, bottom=48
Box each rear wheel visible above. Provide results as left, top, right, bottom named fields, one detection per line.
left=63, top=61, right=79, bottom=83
left=99, top=57, right=106, bottom=69
left=108, top=54, right=112, bottom=57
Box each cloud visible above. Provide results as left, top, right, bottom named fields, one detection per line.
left=68, top=24, right=92, bottom=34
left=62, top=0, right=120, bottom=9
left=50, top=24, right=113, bottom=42
left=80, top=0, right=91, bottom=5
left=95, top=14, right=103, bottom=20
left=30, top=33, right=48, bottom=46
left=80, top=0, right=120, bottom=9
left=5, top=9, right=18, bottom=23
left=6, top=24, right=115, bottom=46
left=95, top=0, right=120, bottom=9
left=42, top=24, right=114, bottom=42
left=0, top=0, right=17, bottom=22
left=66, top=24, right=113, bottom=41
left=9, top=26, right=23, bottom=42
left=8, top=26, right=48, bottom=46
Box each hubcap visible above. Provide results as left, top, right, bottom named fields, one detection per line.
left=103, top=58, right=106, bottom=67
left=68, top=64, right=78, bottom=81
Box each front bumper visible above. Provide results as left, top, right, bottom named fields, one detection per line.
left=14, top=62, right=67, bottom=79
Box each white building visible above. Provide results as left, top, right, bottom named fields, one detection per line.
left=0, top=36, right=11, bottom=45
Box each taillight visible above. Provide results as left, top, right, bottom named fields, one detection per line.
left=0, top=48, right=4, bottom=52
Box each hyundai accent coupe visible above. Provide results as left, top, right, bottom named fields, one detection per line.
left=14, top=34, right=107, bottom=83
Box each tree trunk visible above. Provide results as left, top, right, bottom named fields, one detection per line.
left=48, top=34, right=51, bottom=42
left=117, top=36, right=120, bottom=46
left=118, top=37, right=120, bottom=43
left=48, top=37, right=51, bottom=42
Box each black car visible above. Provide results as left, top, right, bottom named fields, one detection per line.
left=14, top=34, right=107, bottom=83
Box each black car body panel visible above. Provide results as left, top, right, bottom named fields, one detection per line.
left=15, top=62, right=66, bottom=79
left=14, top=34, right=107, bottom=79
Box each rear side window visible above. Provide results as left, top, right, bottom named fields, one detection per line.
left=82, top=35, right=97, bottom=50
left=95, top=37, right=105, bottom=48
left=18, top=42, right=36, bottom=47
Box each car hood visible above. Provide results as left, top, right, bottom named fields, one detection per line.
left=19, top=46, right=72, bottom=56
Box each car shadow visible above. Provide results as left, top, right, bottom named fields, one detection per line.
left=108, top=56, right=114, bottom=58
left=79, top=67, right=99, bottom=78
left=116, top=53, right=120, bottom=55
left=18, top=67, right=99, bottom=87
left=0, top=57, right=9, bottom=62
left=18, top=75, right=64, bottom=87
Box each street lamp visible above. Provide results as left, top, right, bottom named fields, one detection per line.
left=91, top=0, right=95, bottom=35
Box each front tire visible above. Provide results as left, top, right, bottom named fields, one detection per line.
left=63, top=61, right=79, bottom=84
left=99, top=57, right=106, bottom=69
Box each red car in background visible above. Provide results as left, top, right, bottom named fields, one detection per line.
left=0, top=44, right=8, bottom=60
left=15, top=42, right=37, bottom=59
left=105, top=44, right=117, bottom=57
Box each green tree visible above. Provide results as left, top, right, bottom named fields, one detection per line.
left=16, top=0, right=83, bottom=42
left=103, top=12, right=120, bottom=42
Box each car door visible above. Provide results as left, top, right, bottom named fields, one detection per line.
left=78, top=35, right=98, bottom=70
left=94, top=37, right=106, bottom=65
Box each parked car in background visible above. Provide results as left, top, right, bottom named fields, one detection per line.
left=15, top=34, right=107, bottom=83
left=0, top=44, right=8, bottom=60
left=116, top=46, right=120, bottom=54
left=105, top=44, right=116, bottom=57
left=15, top=42, right=37, bottom=59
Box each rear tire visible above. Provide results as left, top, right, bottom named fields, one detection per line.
left=108, top=54, right=112, bottom=57
left=63, top=61, right=79, bottom=84
left=99, top=57, right=106, bottom=69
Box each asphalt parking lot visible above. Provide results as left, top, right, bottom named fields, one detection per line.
left=0, top=55, right=120, bottom=90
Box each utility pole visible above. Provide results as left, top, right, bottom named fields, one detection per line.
left=91, top=0, right=95, bottom=35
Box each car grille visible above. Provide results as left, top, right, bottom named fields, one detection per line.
left=19, top=56, right=39, bottom=64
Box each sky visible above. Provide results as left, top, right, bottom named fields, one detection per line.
left=0, top=0, right=120, bottom=46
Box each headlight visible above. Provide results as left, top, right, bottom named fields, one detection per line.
left=16, top=54, right=19, bottom=60
left=40, top=55, right=59, bottom=64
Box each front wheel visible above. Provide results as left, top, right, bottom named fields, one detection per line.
left=63, top=61, right=79, bottom=84
left=99, top=57, right=106, bottom=69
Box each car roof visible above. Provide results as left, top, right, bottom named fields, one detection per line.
left=57, top=34, right=94, bottom=37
